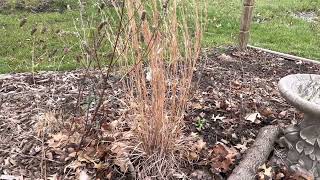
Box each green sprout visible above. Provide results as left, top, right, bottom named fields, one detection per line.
left=195, top=118, right=206, bottom=131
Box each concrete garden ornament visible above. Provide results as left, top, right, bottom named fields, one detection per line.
left=279, top=74, right=320, bottom=177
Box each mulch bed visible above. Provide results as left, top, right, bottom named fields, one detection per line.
left=188, top=47, right=320, bottom=148
left=1, top=47, right=319, bottom=179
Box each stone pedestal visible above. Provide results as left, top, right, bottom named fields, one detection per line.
left=279, top=74, right=320, bottom=177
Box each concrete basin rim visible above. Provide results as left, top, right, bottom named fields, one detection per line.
left=279, top=74, right=320, bottom=116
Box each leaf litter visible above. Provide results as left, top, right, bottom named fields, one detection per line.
left=0, top=47, right=320, bottom=179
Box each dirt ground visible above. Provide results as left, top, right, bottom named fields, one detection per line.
left=1, top=47, right=320, bottom=179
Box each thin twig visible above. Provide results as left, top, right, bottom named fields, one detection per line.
left=77, top=0, right=127, bottom=150
left=91, top=0, right=126, bottom=122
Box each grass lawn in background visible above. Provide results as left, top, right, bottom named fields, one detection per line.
left=0, top=0, right=319, bottom=74
left=205, top=0, right=320, bottom=59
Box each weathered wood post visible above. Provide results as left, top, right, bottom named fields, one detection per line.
left=239, top=0, right=255, bottom=50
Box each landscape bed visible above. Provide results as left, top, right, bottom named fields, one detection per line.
left=1, top=47, right=319, bottom=179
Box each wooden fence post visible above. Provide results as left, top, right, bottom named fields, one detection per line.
left=239, top=0, right=255, bottom=50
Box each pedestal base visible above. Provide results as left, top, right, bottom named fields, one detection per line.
left=280, top=116, right=320, bottom=177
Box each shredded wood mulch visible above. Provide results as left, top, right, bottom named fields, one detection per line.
left=0, top=47, right=320, bottom=179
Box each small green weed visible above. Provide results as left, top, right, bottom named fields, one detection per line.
left=195, top=118, right=206, bottom=131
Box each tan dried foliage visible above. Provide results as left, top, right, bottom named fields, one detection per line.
left=210, top=143, right=239, bottom=173
left=115, top=0, right=205, bottom=178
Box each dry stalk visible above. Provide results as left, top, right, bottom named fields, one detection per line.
left=118, top=0, right=203, bottom=178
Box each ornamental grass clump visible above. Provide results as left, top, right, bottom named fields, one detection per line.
left=120, top=0, right=204, bottom=178
left=74, top=0, right=204, bottom=178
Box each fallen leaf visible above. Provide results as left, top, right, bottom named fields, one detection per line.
left=234, top=143, right=248, bottom=153
left=210, top=143, right=239, bottom=173
left=111, top=142, right=128, bottom=156
left=68, top=151, right=77, bottom=158
left=106, top=172, right=112, bottom=180
left=52, top=132, right=68, bottom=142
left=275, top=172, right=285, bottom=179
left=114, top=158, right=131, bottom=173
left=218, top=54, right=233, bottom=61
left=77, top=151, right=94, bottom=163
left=192, top=103, right=203, bottom=110
left=46, top=151, right=54, bottom=160
left=245, top=112, right=261, bottom=123
left=211, top=114, right=226, bottom=122
left=278, top=110, right=287, bottom=119
left=79, top=170, right=90, bottom=180
left=190, top=170, right=212, bottom=180
left=260, top=107, right=273, bottom=117
left=259, top=164, right=272, bottom=177
left=231, top=80, right=242, bottom=89
left=94, top=162, right=109, bottom=170
left=189, top=152, right=199, bottom=161
left=220, top=139, right=229, bottom=144
left=64, top=160, right=86, bottom=173
left=195, top=139, right=207, bottom=152
left=47, top=132, right=68, bottom=148
left=171, top=171, right=186, bottom=179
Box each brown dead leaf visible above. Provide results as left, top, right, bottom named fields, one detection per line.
left=192, top=103, right=203, bottom=110
left=111, top=142, right=128, bottom=156
left=260, top=107, right=273, bottom=117
left=47, top=132, right=68, bottom=148
left=195, top=139, right=206, bottom=152
left=278, top=110, right=287, bottom=119
left=46, top=151, right=54, bottom=160
left=275, top=172, right=285, bottom=180
left=77, top=151, right=95, bottom=163
left=218, top=53, right=233, bottom=61
left=65, top=151, right=77, bottom=161
left=110, top=142, right=134, bottom=173
left=187, top=136, right=207, bottom=161
left=64, top=160, right=86, bottom=172
left=94, top=162, right=109, bottom=170
left=101, top=120, right=118, bottom=132
left=210, top=143, right=239, bottom=173
left=189, top=152, right=199, bottom=161
left=231, top=80, right=242, bottom=89
left=114, top=158, right=131, bottom=173
left=106, top=172, right=113, bottom=180
left=68, top=132, right=82, bottom=145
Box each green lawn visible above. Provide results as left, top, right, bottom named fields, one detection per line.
left=204, top=0, right=320, bottom=59
left=0, top=0, right=319, bottom=73
left=0, top=1, right=80, bottom=73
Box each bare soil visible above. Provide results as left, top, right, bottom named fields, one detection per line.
left=1, top=47, right=320, bottom=179
left=292, top=11, right=319, bottom=23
